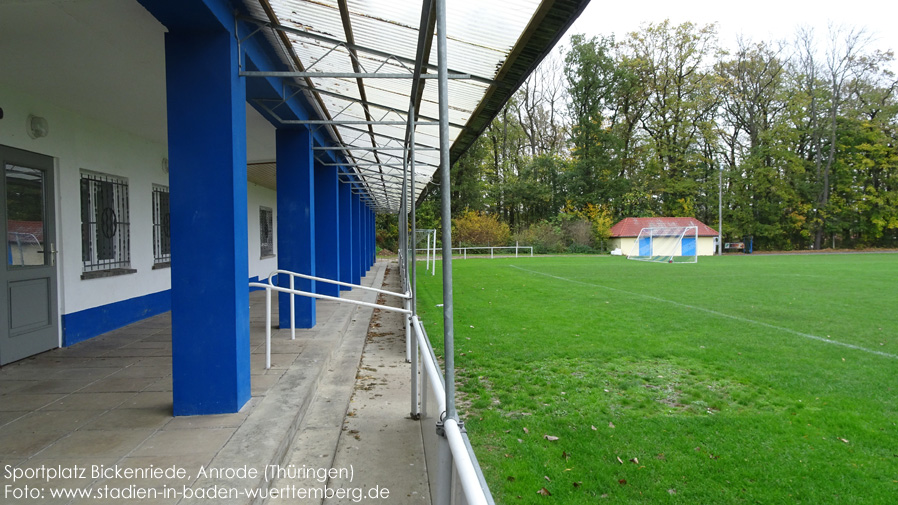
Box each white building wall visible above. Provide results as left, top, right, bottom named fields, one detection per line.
left=2, top=84, right=280, bottom=340
left=1, top=84, right=170, bottom=318
left=248, top=182, right=278, bottom=281
left=610, top=236, right=716, bottom=256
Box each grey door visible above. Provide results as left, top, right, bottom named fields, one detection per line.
left=1, top=145, right=58, bottom=365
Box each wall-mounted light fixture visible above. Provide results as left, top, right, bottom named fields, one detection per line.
left=27, top=115, right=49, bottom=139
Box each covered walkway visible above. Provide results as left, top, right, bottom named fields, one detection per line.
left=0, top=261, right=426, bottom=504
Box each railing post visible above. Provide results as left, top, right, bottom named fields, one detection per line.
left=265, top=287, right=272, bottom=369
left=410, top=315, right=419, bottom=418
left=405, top=298, right=412, bottom=362
left=290, top=275, right=296, bottom=340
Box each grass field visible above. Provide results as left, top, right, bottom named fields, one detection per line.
left=415, top=253, right=898, bottom=504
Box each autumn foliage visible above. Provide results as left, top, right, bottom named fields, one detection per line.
left=452, top=210, right=511, bottom=247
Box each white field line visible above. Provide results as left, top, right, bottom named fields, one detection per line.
left=510, top=265, right=898, bottom=360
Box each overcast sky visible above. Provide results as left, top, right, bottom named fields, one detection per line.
left=564, top=1, right=897, bottom=70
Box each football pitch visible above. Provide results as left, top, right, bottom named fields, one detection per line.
left=415, top=253, right=898, bottom=504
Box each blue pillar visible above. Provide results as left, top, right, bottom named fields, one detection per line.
left=165, top=26, right=250, bottom=416
left=277, top=128, right=316, bottom=328
left=368, top=208, right=377, bottom=266
left=314, top=162, right=340, bottom=297
left=366, top=206, right=373, bottom=271
left=338, top=180, right=352, bottom=291
left=351, top=193, right=362, bottom=284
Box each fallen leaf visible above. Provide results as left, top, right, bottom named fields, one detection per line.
left=537, top=487, right=551, bottom=496
left=573, top=482, right=582, bottom=488
left=609, top=422, right=615, bottom=429
left=839, top=438, right=849, bottom=444
left=544, top=435, right=559, bottom=441
left=656, top=453, right=666, bottom=460
left=517, top=438, right=523, bottom=443
left=523, top=427, right=530, bottom=434
left=591, top=425, right=597, bottom=431
left=562, top=451, right=570, bottom=460
left=507, top=476, right=515, bottom=482
left=618, top=479, right=627, bottom=486
left=630, top=457, right=639, bottom=464
left=668, top=489, right=677, bottom=495
left=544, top=476, right=551, bottom=482
left=617, top=456, right=624, bottom=465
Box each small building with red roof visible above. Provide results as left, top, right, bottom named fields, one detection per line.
left=609, top=217, right=719, bottom=256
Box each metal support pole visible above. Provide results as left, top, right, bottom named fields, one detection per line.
left=435, top=0, right=456, bottom=424
left=411, top=121, right=418, bottom=315
left=718, top=167, right=723, bottom=255
left=410, top=119, right=419, bottom=417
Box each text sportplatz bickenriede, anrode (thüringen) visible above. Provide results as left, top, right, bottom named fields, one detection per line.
left=4, top=463, right=391, bottom=502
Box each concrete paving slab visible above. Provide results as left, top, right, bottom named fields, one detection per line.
left=0, top=393, right=66, bottom=411
left=129, top=428, right=235, bottom=458
left=41, top=392, right=135, bottom=411
left=35, top=428, right=156, bottom=460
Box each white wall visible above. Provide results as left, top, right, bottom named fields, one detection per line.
left=1, top=83, right=171, bottom=318
left=248, top=182, right=278, bottom=281
left=610, top=236, right=716, bottom=256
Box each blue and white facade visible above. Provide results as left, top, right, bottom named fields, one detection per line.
left=0, top=0, right=376, bottom=415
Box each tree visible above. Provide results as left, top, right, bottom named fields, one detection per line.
left=626, top=20, right=721, bottom=216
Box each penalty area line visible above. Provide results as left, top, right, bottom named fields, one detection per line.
left=509, top=265, right=898, bottom=361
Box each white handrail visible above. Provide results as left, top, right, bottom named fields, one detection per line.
left=411, top=316, right=489, bottom=505
left=444, top=418, right=488, bottom=505
left=412, top=316, right=445, bottom=414
left=249, top=277, right=412, bottom=370
left=268, top=269, right=411, bottom=299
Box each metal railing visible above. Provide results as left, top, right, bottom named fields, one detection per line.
left=416, top=245, right=535, bottom=260
left=247, top=269, right=411, bottom=369
left=411, top=315, right=493, bottom=505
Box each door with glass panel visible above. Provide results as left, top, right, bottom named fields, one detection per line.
left=1, top=145, right=58, bottom=365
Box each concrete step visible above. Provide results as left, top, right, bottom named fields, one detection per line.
left=178, top=262, right=387, bottom=505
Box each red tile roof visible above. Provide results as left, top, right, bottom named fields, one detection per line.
left=610, top=217, right=718, bottom=237
left=7, top=220, right=44, bottom=243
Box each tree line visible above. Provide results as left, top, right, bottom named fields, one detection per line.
left=381, top=20, right=898, bottom=253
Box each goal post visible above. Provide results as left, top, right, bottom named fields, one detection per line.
left=626, top=225, right=699, bottom=263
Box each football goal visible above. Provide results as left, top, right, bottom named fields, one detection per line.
left=626, top=225, right=698, bottom=263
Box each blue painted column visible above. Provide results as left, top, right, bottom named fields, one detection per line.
left=165, top=27, right=250, bottom=416
left=314, top=162, right=340, bottom=296
left=351, top=193, right=362, bottom=284
left=369, top=207, right=376, bottom=268
left=338, top=180, right=353, bottom=291
left=366, top=206, right=373, bottom=271
left=276, top=128, right=316, bottom=328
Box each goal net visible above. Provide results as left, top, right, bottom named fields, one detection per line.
left=626, top=226, right=698, bottom=263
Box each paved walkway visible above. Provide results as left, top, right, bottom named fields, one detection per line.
left=0, top=260, right=429, bottom=504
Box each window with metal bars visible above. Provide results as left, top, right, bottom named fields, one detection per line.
left=260, top=206, right=274, bottom=257
left=152, top=185, right=170, bottom=267
left=80, top=172, right=134, bottom=277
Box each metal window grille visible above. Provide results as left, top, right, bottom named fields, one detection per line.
left=260, top=206, right=273, bottom=257
left=152, top=185, right=171, bottom=264
left=80, top=172, right=131, bottom=272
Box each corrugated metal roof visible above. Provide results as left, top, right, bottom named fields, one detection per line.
left=238, top=0, right=590, bottom=213
left=610, top=217, right=720, bottom=237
